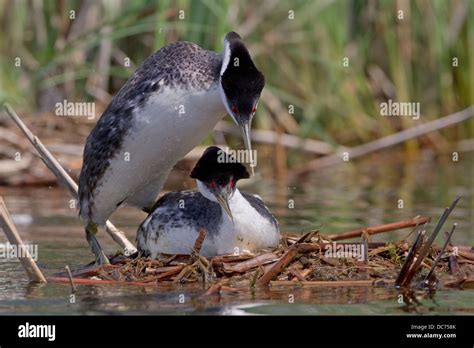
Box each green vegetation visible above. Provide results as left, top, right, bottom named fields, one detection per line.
left=0, top=0, right=472, bottom=148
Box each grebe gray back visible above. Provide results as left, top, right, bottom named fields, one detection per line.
left=78, top=32, right=265, bottom=264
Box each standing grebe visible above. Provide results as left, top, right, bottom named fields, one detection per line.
left=137, top=146, right=279, bottom=257
left=78, top=32, right=265, bottom=263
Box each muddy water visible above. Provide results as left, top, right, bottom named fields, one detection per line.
left=0, top=150, right=472, bottom=314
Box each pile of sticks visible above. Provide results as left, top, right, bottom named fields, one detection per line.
left=46, top=210, right=474, bottom=291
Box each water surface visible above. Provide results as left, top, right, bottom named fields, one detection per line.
left=0, top=149, right=472, bottom=315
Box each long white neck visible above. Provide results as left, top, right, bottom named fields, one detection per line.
left=228, top=188, right=245, bottom=206
left=215, top=187, right=280, bottom=254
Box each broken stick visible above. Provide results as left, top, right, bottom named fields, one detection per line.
left=3, top=103, right=136, bottom=255
left=0, top=197, right=47, bottom=283
left=293, top=105, right=474, bottom=175
left=400, top=196, right=460, bottom=287
left=422, top=223, right=457, bottom=286
left=257, top=245, right=299, bottom=286
left=326, top=215, right=430, bottom=241
left=395, top=229, right=426, bottom=287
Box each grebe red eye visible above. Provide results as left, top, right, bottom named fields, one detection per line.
left=231, top=106, right=237, bottom=113
left=252, top=106, right=256, bottom=114
left=210, top=181, right=216, bottom=189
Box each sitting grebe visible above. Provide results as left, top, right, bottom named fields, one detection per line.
left=137, top=146, right=279, bottom=257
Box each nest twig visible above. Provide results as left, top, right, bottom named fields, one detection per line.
left=40, top=198, right=473, bottom=293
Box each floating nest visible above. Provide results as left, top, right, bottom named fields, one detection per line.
left=50, top=216, right=474, bottom=293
